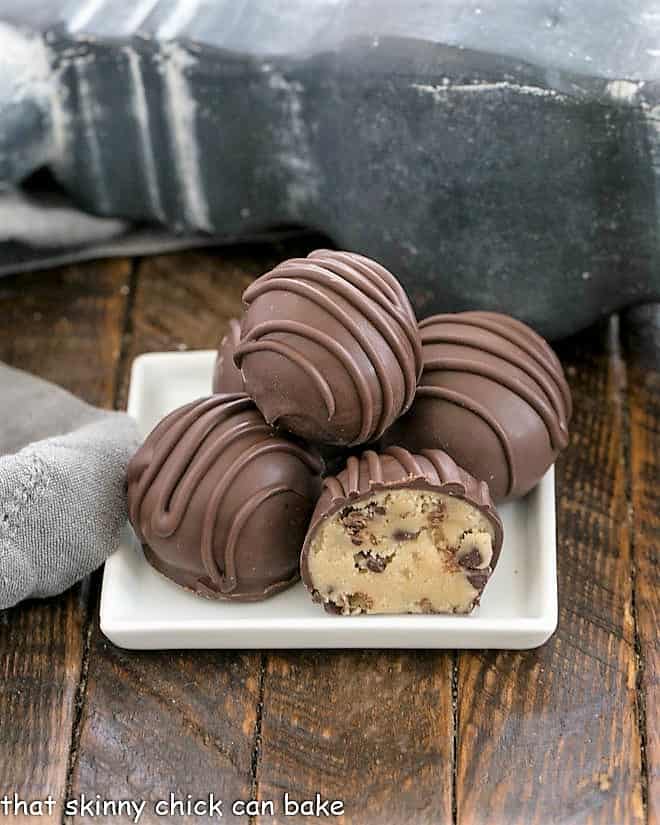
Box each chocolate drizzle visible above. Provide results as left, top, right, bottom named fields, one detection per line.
left=127, top=393, right=323, bottom=600
left=198, top=439, right=316, bottom=591
left=319, top=447, right=497, bottom=521
left=384, top=311, right=572, bottom=500
left=416, top=385, right=518, bottom=494
left=235, top=249, right=423, bottom=445
left=420, top=312, right=571, bottom=450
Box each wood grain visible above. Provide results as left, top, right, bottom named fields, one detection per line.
left=456, top=317, right=645, bottom=825
left=70, top=242, right=321, bottom=824
left=255, top=652, right=454, bottom=824
left=70, top=644, right=262, bottom=824
left=0, top=259, right=131, bottom=404
left=623, top=305, right=660, bottom=825
left=0, top=259, right=132, bottom=824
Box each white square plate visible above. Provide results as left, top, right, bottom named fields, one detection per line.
left=101, top=350, right=558, bottom=650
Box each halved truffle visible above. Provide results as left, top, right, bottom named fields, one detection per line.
left=301, top=447, right=503, bottom=615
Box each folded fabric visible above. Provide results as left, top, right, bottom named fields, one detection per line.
left=0, top=185, right=305, bottom=278
left=0, top=363, right=140, bottom=609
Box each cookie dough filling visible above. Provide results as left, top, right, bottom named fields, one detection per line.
left=306, top=488, right=496, bottom=615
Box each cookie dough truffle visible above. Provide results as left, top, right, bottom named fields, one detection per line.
left=301, top=447, right=503, bottom=615
left=234, top=249, right=423, bottom=446
left=384, top=312, right=572, bottom=500
left=127, top=394, right=322, bottom=601
left=212, top=318, right=245, bottom=394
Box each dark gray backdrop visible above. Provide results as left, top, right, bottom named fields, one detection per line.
left=1, top=0, right=659, bottom=337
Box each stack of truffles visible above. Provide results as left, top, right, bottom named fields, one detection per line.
left=127, top=250, right=571, bottom=615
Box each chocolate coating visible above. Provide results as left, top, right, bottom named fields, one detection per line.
left=383, top=311, right=572, bottom=500
left=127, top=394, right=323, bottom=601
left=212, top=318, right=245, bottom=394
left=234, top=249, right=423, bottom=446
left=301, top=447, right=503, bottom=615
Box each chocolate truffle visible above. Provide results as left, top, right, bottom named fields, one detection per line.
left=301, top=447, right=503, bottom=615
left=383, top=312, right=572, bottom=500
left=127, top=394, right=323, bottom=601
left=234, top=249, right=423, bottom=446
left=212, top=318, right=245, bottom=394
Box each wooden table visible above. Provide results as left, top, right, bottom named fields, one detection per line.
left=0, top=241, right=657, bottom=825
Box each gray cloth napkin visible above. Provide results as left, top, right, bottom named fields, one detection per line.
left=0, top=362, right=140, bottom=609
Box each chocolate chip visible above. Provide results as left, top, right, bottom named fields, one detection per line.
left=366, top=555, right=387, bottom=572
left=353, top=550, right=393, bottom=573
left=392, top=529, right=420, bottom=542
left=375, top=505, right=387, bottom=515
left=351, top=537, right=363, bottom=546
left=457, top=547, right=483, bottom=569
left=418, top=598, right=435, bottom=614
left=347, top=592, right=374, bottom=612
left=343, top=517, right=367, bottom=535
left=324, top=600, right=343, bottom=615
left=427, top=504, right=447, bottom=525
left=467, top=571, right=489, bottom=590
